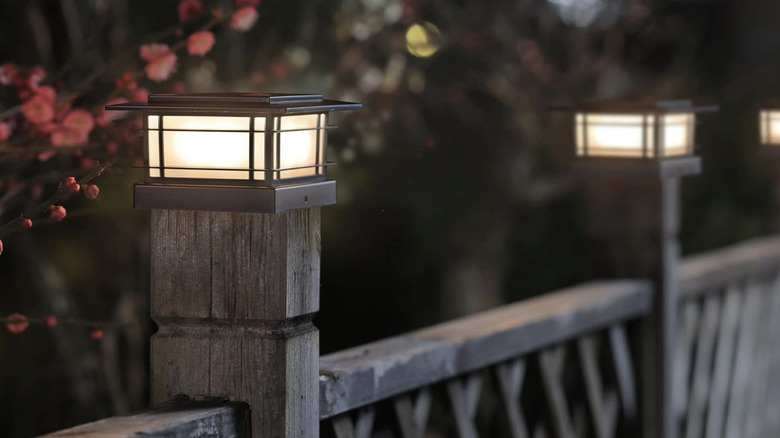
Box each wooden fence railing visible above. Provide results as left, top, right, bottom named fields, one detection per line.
left=41, top=236, right=780, bottom=438
left=318, top=280, right=651, bottom=438
left=676, top=236, right=780, bottom=438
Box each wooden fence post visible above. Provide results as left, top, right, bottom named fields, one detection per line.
left=581, top=158, right=700, bottom=438
left=149, top=208, right=321, bottom=438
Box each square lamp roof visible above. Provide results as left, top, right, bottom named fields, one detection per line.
left=105, top=92, right=363, bottom=115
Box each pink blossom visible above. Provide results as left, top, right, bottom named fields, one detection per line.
left=35, top=85, right=56, bottom=103
left=178, top=0, right=202, bottom=22
left=0, top=122, right=11, bottom=142
left=27, top=66, right=45, bottom=90
left=6, top=313, right=28, bottom=334
left=187, top=31, right=215, bottom=56
left=84, top=184, right=100, bottom=200
left=37, top=151, right=55, bottom=161
left=90, top=328, right=104, bottom=340
left=35, top=122, right=60, bottom=135
left=44, top=315, right=57, bottom=328
left=62, top=109, right=95, bottom=137
left=0, top=63, right=17, bottom=85
left=49, top=205, right=66, bottom=221
left=105, top=141, right=119, bottom=154
left=235, top=0, right=260, bottom=7
left=145, top=52, right=177, bottom=82
left=51, top=128, right=88, bottom=147
left=0, top=238, right=3, bottom=256
left=21, top=93, right=55, bottom=124
left=96, top=97, right=129, bottom=126
left=21, top=218, right=32, bottom=229
left=131, top=88, right=150, bottom=102
left=81, top=157, right=95, bottom=170
left=139, top=43, right=172, bottom=62
left=139, top=44, right=177, bottom=83
left=230, top=6, right=259, bottom=32
left=172, top=81, right=186, bottom=93
left=61, top=176, right=80, bottom=193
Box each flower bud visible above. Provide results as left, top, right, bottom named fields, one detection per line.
left=84, top=184, right=100, bottom=200
left=49, top=205, right=66, bottom=221
left=6, top=313, right=29, bottom=334
left=90, top=328, right=104, bottom=340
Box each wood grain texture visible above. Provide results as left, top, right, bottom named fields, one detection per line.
left=151, top=208, right=321, bottom=438
left=319, top=280, right=651, bottom=419
left=41, top=398, right=250, bottom=438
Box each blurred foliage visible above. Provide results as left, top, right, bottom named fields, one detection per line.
left=1, top=0, right=780, bottom=435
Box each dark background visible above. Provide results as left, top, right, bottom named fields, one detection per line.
left=0, top=0, right=779, bottom=435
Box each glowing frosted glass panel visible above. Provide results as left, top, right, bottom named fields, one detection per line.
left=278, top=114, right=319, bottom=179
left=584, top=114, right=645, bottom=157
left=646, top=115, right=655, bottom=157
left=164, top=116, right=249, bottom=131
left=163, top=131, right=249, bottom=179
left=148, top=115, right=159, bottom=129
left=663, top=114, right=692, bottom=157
left=761, top=110, right=780, bottom=145
left=148, top=130, right=160, bottom=177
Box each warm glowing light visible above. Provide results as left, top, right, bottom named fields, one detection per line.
left=576, top=112, right=693, bottom=158
left=148, top=116, right=251, bottom=179
left=278, top=114, right=320, bottom=179
left=406, top=22, right=440, bottom=58
left=163, top=131, right=249, bottom=179
left=760, top=110, right=780, bottom=146
left=146, top=114, right=325, bottom=181
left=662, top=114, right=692, bottom=156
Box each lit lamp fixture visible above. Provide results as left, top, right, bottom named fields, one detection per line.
left=759, top=104, right=780, bottom=151
left=106, top=93, right=361, bottom=212
left=570, top=100, right=716, bottom=177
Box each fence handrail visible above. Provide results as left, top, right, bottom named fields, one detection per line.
left=319, top=279, right=651, bottom=419
left=40, top=396, right=250, bottom=437
left=679, top=235, right=780, bottom=300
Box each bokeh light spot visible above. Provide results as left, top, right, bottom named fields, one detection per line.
left=406, top=22, right=441, bottom=58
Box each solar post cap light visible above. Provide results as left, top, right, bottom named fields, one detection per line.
left=569, top=99, right=716, bottom=178
left=106, top=92, right=361, bottom=212
left=759, top=103, right=780, bottom=154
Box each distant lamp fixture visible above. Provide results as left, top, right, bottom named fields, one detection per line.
left=106, top=93, right=361, bottom=212
left=574, top=100, right=716, bottom=160
left=566, top=100, right=716, bottom=177
left=759, top=105, right=780, bottom=148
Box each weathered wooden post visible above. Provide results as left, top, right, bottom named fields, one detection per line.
left=107, top=93, right=361, bottom=437
left=567, top=100, right=715, bottom=438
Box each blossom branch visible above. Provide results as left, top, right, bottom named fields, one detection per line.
left=0, top=156, right=118, bottom=238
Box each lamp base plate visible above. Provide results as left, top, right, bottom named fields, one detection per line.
left=134, top=180, right=336, bottom=213
left=570, top=156, right=701, bottom=180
